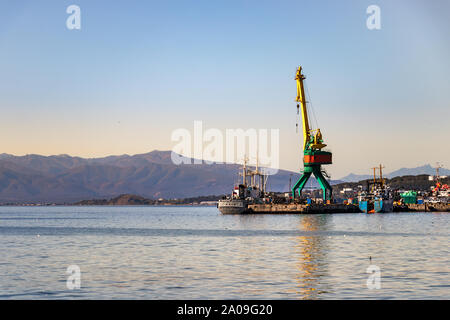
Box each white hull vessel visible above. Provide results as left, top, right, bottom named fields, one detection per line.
left=217, top=199, right=249, bottom=214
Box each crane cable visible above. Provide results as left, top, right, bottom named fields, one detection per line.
left=304, top=80, right=319, bottom=132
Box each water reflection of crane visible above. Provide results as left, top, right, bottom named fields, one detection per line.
left=293, top=215, right=331, bottom=299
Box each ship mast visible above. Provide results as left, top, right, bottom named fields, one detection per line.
left=435, top=162, right=443, bottom=183
left=379, top=164, right=385, bottom=187
left=242, top=157, right=248, bottom=186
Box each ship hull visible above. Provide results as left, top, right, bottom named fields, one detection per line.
left=359, top=199, right=394, bottom=213
left=378, top=199, right=393, bottom=213
left=218, top=199, right=249, bottom=214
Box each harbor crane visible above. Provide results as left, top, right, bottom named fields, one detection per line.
left=291, top=66, right=333, bottom=201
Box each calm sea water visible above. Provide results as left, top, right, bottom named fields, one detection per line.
left=0, top=206, right=448, bottom=299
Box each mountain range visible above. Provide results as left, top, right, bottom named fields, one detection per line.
left=339, top=164, right=450, bottom=182
left=0, top=150, right=447, bottom=203
left=0, top=151, right=307, bottom=203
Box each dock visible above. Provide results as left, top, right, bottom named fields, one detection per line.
left=247, top=203, right=361, bottom=214
left=405, top=203, right=450, bottom=212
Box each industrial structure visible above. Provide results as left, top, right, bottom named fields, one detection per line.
left=218, top=66, right=449, bottom=214
left=291, top=66, right=333, bottom=201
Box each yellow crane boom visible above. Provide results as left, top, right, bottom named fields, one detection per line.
left=295, top=66, right=326, bottom=151
left=295, top=66, right=310, bottom=151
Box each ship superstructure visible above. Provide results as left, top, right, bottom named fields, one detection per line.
left=358, top=164, right=394, bottom=213
left=217, top=159, right=268, bottom=214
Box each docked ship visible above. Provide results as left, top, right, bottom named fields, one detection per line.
left=425, top=163, right=450, bottom=204
left=358, top=192, right=394, bottom=213
left=217, top=189, right=249, bottom=214
left=358, top=164, right=394, bottom=213
left=218, top=159, right=268, bottom=214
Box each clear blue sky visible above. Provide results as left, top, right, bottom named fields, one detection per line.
left=0, top=0, right=449, bottom=178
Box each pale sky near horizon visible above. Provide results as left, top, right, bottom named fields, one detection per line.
left=0, top=0, right=449, bottom=178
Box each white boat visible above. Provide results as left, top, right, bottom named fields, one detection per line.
left=217, top=198, right=249, bottom=214
left=217, top=159, right=267, bottom=215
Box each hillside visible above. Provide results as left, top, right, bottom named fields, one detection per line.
left=0, top=151, right=313, bottom=203
left=75, top=194, right=223, bottom=206
left=333, top=174, right=450, bottom=194
left=339, top=164, right=450, bottom=182
left=3, top=150, right=440, bottom=204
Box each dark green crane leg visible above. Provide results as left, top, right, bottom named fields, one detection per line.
left=291, top=171, right=312, bottom=199
left=312, top=167, right=332, bottom=201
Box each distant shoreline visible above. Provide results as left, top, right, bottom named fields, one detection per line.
left=0, top=194, right=222, bottom=207
left=2, top=174, right=448, bottom=207
left=0, top=204, right=218, bottom=207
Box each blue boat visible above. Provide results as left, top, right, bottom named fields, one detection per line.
left=357, top=165, right=394, bottom=213
left=359, top=198, right=393, bottom=213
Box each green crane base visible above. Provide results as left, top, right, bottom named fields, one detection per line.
left=292, top=165, right=332, bottom=201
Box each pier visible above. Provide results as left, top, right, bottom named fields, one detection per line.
left=247, top=203, right=361, bottom=214
left=405, top=203, right=450, bottom=212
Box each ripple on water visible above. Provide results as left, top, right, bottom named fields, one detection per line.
left=0, top=207, right=448, bottom=299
